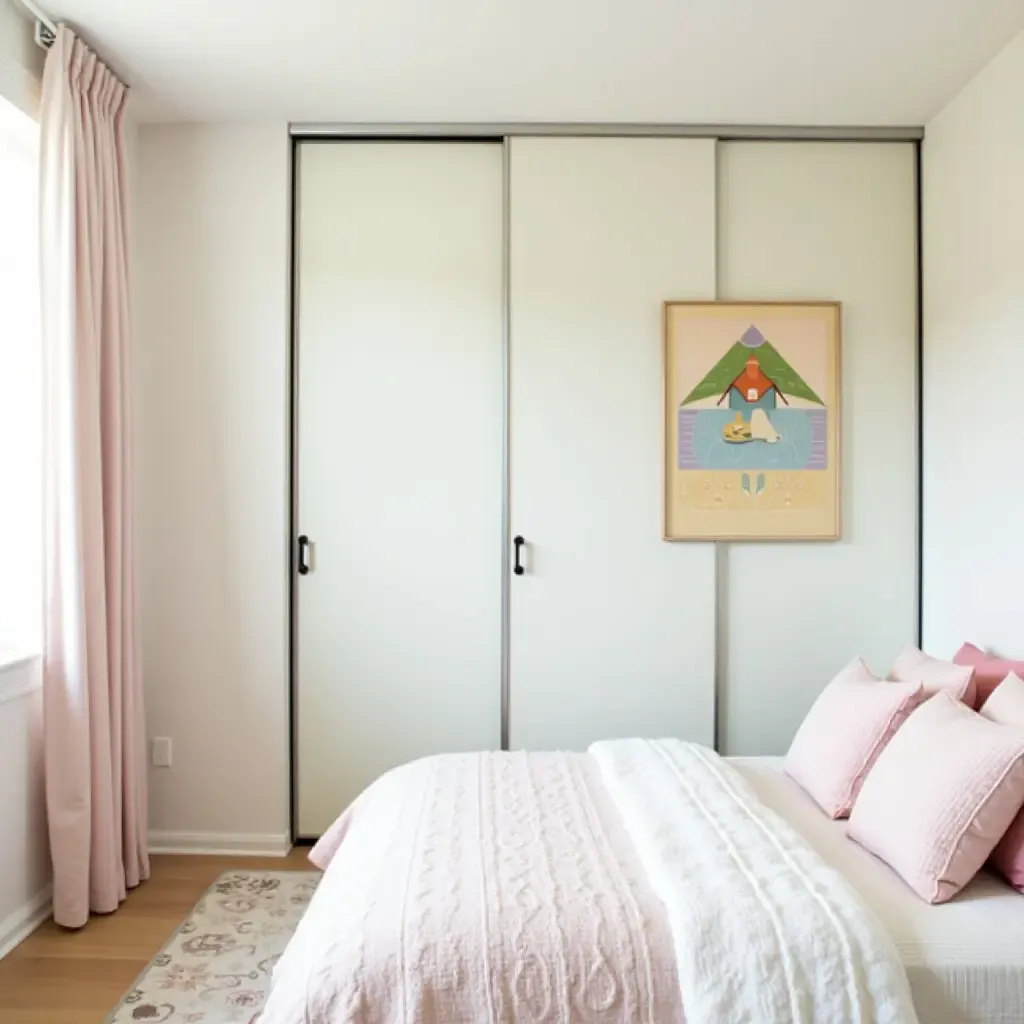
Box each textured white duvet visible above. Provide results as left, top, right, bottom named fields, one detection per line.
left=262, top=743, right=917, bottom=1024
left=590, top=740, right=918, bottom=1024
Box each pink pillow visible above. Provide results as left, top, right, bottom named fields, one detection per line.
left=890, top=646, right=977, bottom=708
left=955, top=642, right=1024, bottom=706
left=784, top=658, right=924, bottom=819
left=848, top=692, right=1024, bottom=903
left=979, top=672, right=1024, bottom=890
left=980, top=671, right=1024, bottom=727
left=991, top=815, right=1024, bottom=891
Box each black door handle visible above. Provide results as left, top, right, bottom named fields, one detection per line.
left=297, top=535, right=311, bottom=576
left=513, top=535, right=525, bottom=576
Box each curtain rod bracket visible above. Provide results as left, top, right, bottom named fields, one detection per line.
left=34, top=20, right=56, bottom=49
left=16, top=0, right=57, bottom=49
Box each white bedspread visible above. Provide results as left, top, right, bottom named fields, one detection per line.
left=590, top=739, right=919, bottom=1024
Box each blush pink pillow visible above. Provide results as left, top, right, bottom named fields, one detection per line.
left=848, top=692, right=1024, bottom=903
left=784, top=658, right=924, bottom=819
left=955, top=642, right=1024, bottom=706
left=890, top=646, right=977, bottom=708
left=991, top=815, right=1024, bottom=891
left=979, top=672, right=1024, bottom=890
left=980, top=671, right=1024, bottom=727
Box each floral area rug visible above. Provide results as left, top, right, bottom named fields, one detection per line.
left=106, top=870, right=319, bottom=1024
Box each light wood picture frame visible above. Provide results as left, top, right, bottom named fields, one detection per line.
left=663, top=301, right=841, bottom=541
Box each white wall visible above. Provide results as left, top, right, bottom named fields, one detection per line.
left=134, top=123, right=292, bottom=851
left=0, top=0, right=49, bottom=955
left=922, top=28, right=1024, bottom=657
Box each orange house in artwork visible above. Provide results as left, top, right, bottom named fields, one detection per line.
left=719, top=354, right=788, bottom=410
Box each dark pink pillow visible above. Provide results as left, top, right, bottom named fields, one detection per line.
left=954, top=643, right=1024, bottom=707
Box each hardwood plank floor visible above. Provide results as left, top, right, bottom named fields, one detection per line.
left=0, top=849, right=314, bottom=1024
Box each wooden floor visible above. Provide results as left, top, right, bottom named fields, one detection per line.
left=0, top=849, right=313, bottom=1024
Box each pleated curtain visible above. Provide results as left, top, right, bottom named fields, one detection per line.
left=39, top=24, right=148, bottom=929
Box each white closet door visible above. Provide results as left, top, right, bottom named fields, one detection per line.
left=295, top=142, right=503, bottom=835
left=508, top=137, right=717, bottom=751
left=718, top=142, right=917, bottom=755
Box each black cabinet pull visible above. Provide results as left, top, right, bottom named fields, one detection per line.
left=297, top=535, right=311, bottom=576
left=513, top=535, right=525, bottom=576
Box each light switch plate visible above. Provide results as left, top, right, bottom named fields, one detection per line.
left=152, top=736, right=172, bottom=768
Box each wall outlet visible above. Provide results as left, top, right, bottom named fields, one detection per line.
left=152, top=736, right=173, bottom=768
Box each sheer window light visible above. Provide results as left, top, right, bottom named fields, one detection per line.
left=0, top=93, right=42, bottom=660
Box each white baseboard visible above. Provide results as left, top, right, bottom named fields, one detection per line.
left=0, top=830, right=292, bottom=960
left=0, top=885, right=52, bottom=960
left=148, top=830, right=293, bottom=857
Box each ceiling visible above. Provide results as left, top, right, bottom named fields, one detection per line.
left=39, top=0, right=1024, bottom=125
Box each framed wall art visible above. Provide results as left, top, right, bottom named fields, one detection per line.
left=664, top=301, right=841, bottom=541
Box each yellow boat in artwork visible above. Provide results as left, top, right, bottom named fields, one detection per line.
left=723, top=409, right=781, bottom=445
left=723, top=412, right=753, bottom=444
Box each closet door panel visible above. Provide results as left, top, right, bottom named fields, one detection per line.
left=718, top=142, right=917, bottom=755
left=508, top=137, right=718, bottom=751
left=295, top=142, right=503, bottom=835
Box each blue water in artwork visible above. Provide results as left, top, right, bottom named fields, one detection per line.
left=678, top=409, right=828, bottom=471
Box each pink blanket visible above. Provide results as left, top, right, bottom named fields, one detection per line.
left=261, top=751, right=683, bottom=1022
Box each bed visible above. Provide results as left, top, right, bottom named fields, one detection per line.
left=261, top=742, right=1024, bottom=1024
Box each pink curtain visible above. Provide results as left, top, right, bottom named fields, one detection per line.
left=40, top=26, right=148, bottom=929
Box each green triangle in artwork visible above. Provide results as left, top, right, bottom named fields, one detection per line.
left=680, top=334, right=825, bottom=407
left=680, top=342, right=750, bottom=406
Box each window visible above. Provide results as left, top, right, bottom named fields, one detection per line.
left=0, top=93, right=41, bottom=664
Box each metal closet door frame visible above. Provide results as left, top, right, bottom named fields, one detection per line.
left=285, top=124, right=924, bottom=841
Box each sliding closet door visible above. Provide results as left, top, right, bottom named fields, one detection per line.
left=508, top=137, right=717, bottom=751
left=295, top=142, right=503, bottom=836
left=717, top=142, right=917, bottom=754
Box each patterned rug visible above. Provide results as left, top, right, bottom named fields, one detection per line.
left=106, top=870, right=319, bottom=1024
